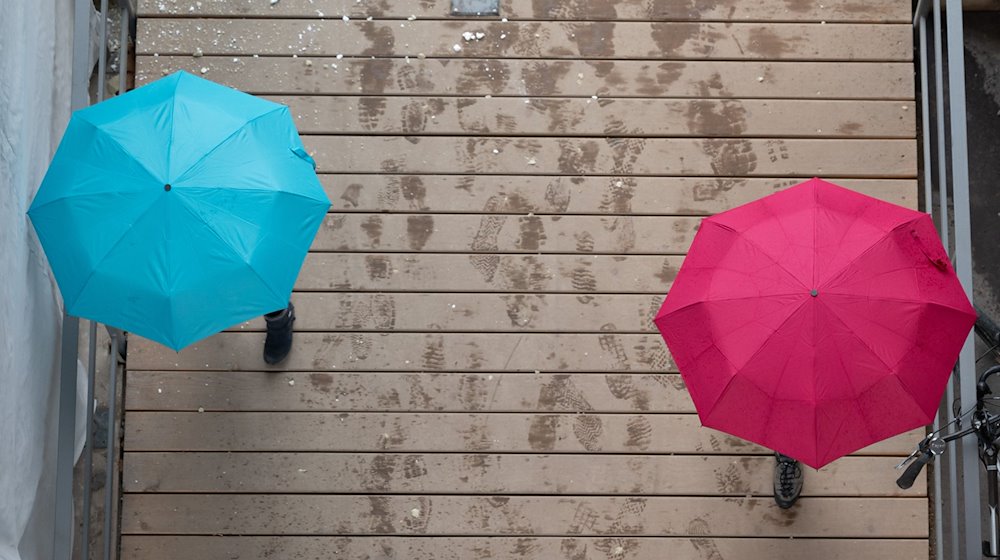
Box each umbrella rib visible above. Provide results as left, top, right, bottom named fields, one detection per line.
left=818, top=215, right=925, bottom=290
left=171, top=106, right=286, bottom=185
left=709, top=220, right=810, bottom=293
left=701, top=297, right=810, bottom=431
left=172, top=195, right=287, bottom=305
left=71, top=117, right=163, bottom=186
left=65, top=195, right=165, bottom=309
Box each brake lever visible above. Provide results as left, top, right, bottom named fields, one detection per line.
left=895, top=438, right=928, bottom=470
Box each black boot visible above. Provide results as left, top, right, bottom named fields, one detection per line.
left=773, top=452, right=803, bottom=509
left=263, top=302, right=295, bottom=365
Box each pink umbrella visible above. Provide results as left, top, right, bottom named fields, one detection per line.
left=655, top=178, right=975, bottom=468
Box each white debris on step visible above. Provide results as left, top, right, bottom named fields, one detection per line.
left=452, top=43, right=462, bottom=52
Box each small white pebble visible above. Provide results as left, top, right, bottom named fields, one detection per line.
left=269, top=0, right=279, bottom=4
left=591, top=95, right=598, bottom=100
left=614, top=546, right=624, bottom=555
left=417, top=52, right=426, bottom=59
left=157, top=388, right=163, bottom=394
left=407, top=14, right=416, bottom=20
left=527, top=157, right=536, bottom=165
left=197, top=407, right=205, bottom=413
left=304, top=59, right=312, bottom=66
left=462, top=31, right=475, bottom=41
left=298, top=468, right=308, bottom=473
left=757, top=76, right=764, bottom=82
left=336, top=53, right=343, bottom=59
left=484, top=94, right=491, bottom=98
left=342, top=15, right=350, bottom=22
left=199, top=67, right=208, bottom=74
left=501, top=17, right=508, bottom=22
left=410, top=508, right=421, bottom=517
left=366, top=16, right=373, bottom=21
left=492, top=148, right=499, bottom=154
left=499, top=33, right=507, bottom=39
left=288, top=379, right=295, bottom=386
left=475, top=31, right=485, bottom=40
left=453, top=44, right=462, bottom=52
left=193, top=47, right=203, bottom=57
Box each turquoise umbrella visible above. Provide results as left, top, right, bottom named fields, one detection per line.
left=27, top=71, right=331, bottom=350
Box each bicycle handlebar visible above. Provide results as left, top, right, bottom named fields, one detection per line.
left=896, top=449, right=934, bottom=489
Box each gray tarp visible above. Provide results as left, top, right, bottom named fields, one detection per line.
left=1, top=1, right=90, bottom=558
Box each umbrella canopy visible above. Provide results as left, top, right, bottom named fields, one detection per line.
left=655, top=178, right=975, bottom=468
left=28, top=71, right=331, bottom=350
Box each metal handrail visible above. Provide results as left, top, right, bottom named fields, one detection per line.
left=913, top=2, right=981, bottom=559
left=54, top=2, right=134, bottom=558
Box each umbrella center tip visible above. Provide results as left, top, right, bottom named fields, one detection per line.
left=810, top=289, right=818, bottom=297
left=164, top=184, right=172, bottom=192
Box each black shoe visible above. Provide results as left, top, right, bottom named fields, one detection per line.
left=773, top=453, right=803, bottom=509
left=263, top=302, right=295, bottom=365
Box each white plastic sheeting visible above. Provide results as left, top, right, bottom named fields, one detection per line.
left=1, top=1, right=90, bottom=559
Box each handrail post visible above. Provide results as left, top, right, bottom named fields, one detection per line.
left=944, top=1, right=984, bottom=557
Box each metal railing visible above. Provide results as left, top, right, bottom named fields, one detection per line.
left=54, top=1, right=135, bottom=559
left=913, top=1, right=980, bottom=559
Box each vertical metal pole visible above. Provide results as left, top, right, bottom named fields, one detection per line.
left=919, top=18, right=933, bottom=218
left=934, top=0, right=949, bottom=251
left=119, top=5, right=128, bottom=97
left=102, top=332, right=119, bottom=560
left=931, top=3, right=961, bottom=559
left=944, top=2, right=983, bottom=558
left=53, top=316, right=79, bottom=560
left=97, top=0, right=108, bottom=102
left=56, top=0, right=94, bottom=556
left=81, top=322, right=97, bottom=560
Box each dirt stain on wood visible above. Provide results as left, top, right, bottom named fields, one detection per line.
left=406, top=215, right=434, bottom=250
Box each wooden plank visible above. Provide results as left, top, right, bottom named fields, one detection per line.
left=323, top=175, right=918, bottom=214
left=136, top=57, right=916, bottom=99
left=126, top=371, right=693, bottom=412
left=123, top=411, right=922, bottom=455
left=139, top=20, right=911, bottom=61
left=121, top=535, right=928, bottom=560
left=120, top=536, right=928, bottom=560
left=297, top=253, right=682, bottom=293
left=138, top=0, right=911, bottom=23
left=301, top=136, right=916, bottom=176
left=313, top=214, right=700, bottom=254
left=279, top=97, right=916, bottom=137
left=227, top=293, right=662, bottom=332
left=120, top=494, right=928, bottom=537
left=126, top=332, right=676, bottom=372
left=123, top=453, right=920, bottom=496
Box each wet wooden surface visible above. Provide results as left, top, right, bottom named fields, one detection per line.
left=126, top=0, right=925, bottom=557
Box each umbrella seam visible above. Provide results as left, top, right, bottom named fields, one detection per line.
left=66, top=116, right=164, bottom=186
left=705, top=218, right=810, bottom=293
left=819, top=292, right=976, bottom=320
left=746, top=301, right=812, bottom=457
left=700, top=297, right=810, bottom=429
left=658, top=291, right=806, bottom=318
left=818, top=215, right=926, bottom=291
left=822, top=314, right=880, bottom=463
left=171, top=106, right=287, bottom=185
left=64, top=195, right=166, bottom=310
left=172, top=194, right=287, bottom=305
